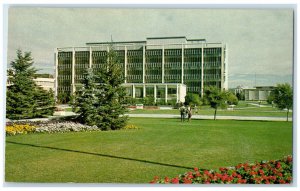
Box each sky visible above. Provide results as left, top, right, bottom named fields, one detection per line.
left=6, top=6, right=294, bottom=88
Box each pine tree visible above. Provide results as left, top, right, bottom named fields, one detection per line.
left=6, top=50, right=55, bottom=119
left=73, top=46, right=128, bottom=130
left=72, top=68, right=100, bottom=125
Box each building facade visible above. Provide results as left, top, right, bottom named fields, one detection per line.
left=55, top=36, right=228, bottom=103
left=244, top=86, right=274, bottom=101
left=33, top=78, right=55, bottom=91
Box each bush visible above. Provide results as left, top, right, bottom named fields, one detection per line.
left=150, top=156, right=292, bottom=184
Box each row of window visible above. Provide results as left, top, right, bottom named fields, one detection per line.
left=164, top=75, right=181, bottom=80
left=58, top=48, right=221, bottom=58
left=204, top=48, right=221, bottom=55
left=184, top=49, right=202, bottom=55
left=127, top=50, right=143, bottom=56
left=58, top=86, right=71, bottom=91
left=203, top=74, right=221, bottom=79
left=126, top=75, right=143, bottom=80
left=58, top=75, right=72, bottom=80
left=164, top=69, right=181, bottom=75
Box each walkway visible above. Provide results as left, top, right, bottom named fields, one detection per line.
left=7, top=112, right=292, bottom=122
left=126, top=114, right=292, bottom=122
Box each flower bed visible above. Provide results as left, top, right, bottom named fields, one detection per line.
left=150, top=156, right=292, bottom=184
left=122, top=124, right=140, bottom=130
left=6, top=121, right=100, bottom=135
left=6, top=124, right=36, bottom=136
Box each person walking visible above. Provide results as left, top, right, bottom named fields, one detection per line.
left=179, top=104, right=186, bottom=122
left=187, top=106, right=192, bottom=122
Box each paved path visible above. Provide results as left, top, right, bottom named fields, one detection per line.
left=125, top=114, right=292, bottom=122
left=7, top=112, right=292, bottom=122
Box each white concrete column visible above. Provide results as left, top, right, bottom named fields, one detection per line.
left=124, top=46, right=127, bottom=83
left=165, top=84, right=168, bottom=103
left=132, top=84, right=136, bottom=98
left=181, top=44, right=184, bottom=84
left=201, top=44, right=204, bottom=97
left=89, top=46, right=92, bottom=68
left=162, top=46, right=165, bottom=83
left=176, top=84, right=179, bottom=103
left=72, top=48, right=75, bottom=94
left=143, top=84, right=146, bottom=98
left=154, top=85, right=157, bottom=103
left=143, top=45, right=146, bottom=83
left=54, top=49, right=58, bottom=100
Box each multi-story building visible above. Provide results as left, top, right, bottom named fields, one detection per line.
left=55, top=36, right=228, bottom=103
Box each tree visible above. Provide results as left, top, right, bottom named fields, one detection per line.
left=226, top=92, right=239, bottom=105
left=204, top=86, right=227, bottom=120
left=6, top=50, right=55, bottom=119
left=72, top=69, right=100, bottom=125
left=73, top=46, right=128, bottom=130
left=184, top=93, right=202, bottom=106
left=235, top=92, right=245, bottom=100
left=273, top=83, right=293, bottom=122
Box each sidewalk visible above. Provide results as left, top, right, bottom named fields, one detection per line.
left=126, top=114, right=293, bottom=122
left=7, top=113, right=292, bottom=122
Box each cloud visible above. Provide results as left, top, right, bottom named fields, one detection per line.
left=6, top=7, right=294, bottom=87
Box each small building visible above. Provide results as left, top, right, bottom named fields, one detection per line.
left=244, top=86, right=274, bottom=101
left=33, top=78, right=55, bottom=91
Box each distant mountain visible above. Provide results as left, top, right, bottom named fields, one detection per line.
left=228, top=74, right=293, bottom=88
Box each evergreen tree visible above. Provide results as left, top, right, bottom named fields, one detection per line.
left=6, top=50, right=55, bottom=119
left=72, top=68, right=100, bottom=125
left=73, top=46, right=128, bottom=130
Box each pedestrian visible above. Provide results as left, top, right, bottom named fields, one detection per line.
left=187, top=106, right=192, bottom=122
left=194, top=104, right=198, bottom=114
left=179, top=104, right=186, bottom=122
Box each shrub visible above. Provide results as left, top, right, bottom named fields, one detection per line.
left=150, top=156, right=293, bottom=184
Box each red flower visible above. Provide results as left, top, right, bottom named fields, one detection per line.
left=277, top=172, right=283, bottom=177
left=194, top=167, right=199, bottom=171
left=237, top=179, right=245, bottom=184
left=195, top=171, right=201, bottom=177
left=184, top=179, right=192, bottom=184
left=204, top=170, right=210, bottom=175
left=287, top=156, right=292, bottom=163
left=232, top=172, right=237, bottom=177
left=164, top=177, right=170, bottom=183
left=171, top=177, right=179, bottom=184
left=276, top=162, right=281, bottom=169
left=259, top=169, right=264, bottom=175
left=279, top=179, right=286, bottom=184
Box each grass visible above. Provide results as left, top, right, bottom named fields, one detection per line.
left=5, top=118, right=292, bottom=183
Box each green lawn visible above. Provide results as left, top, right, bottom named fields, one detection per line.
left=5, top=118, right=292, bottom=183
